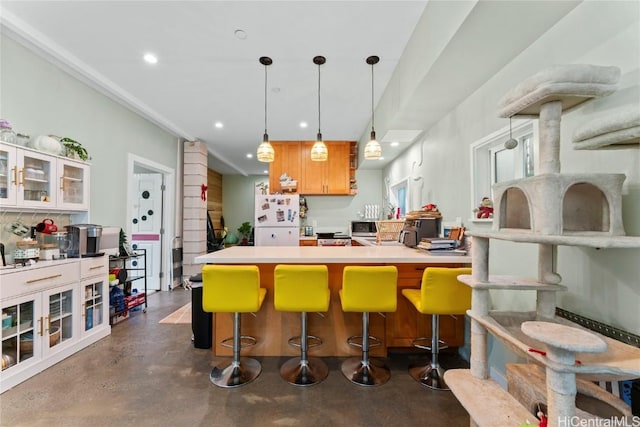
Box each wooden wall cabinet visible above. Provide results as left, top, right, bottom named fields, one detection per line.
left=299, top=141, right=351, bottom=195
left=267, top=141, right=354, bottom=195
left=268, top=142, right=301, bottom=194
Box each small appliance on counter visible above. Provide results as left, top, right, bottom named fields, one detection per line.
left=350, top=220, right=377, bottom=237
left=65, top=224, right=103, bottom=257
left=400, top=218, right=441, bottom=248
left=316, top=232, right=352, bottom=247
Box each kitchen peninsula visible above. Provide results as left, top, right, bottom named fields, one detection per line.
left=195, top=245, right=471, bottom=357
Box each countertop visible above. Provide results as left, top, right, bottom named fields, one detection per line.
left=0, top=258, right=79, bottom=275
left=194, top=244, right=471, bottom=264
left=298, top=236, right=317, bottom=241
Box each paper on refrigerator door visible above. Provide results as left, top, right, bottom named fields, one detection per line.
left=255, top=194, right=300, bottom=227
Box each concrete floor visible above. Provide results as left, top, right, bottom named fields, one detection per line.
left=0, top=288, right=471, bottom=427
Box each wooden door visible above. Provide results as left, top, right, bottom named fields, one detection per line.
left=299, top=142, right=325, bottom=194
left=269, top=142, right=301, bottom=193
left=325, top=142, right=351, bottom=194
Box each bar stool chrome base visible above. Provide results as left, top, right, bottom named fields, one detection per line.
left=409, top=362, right=448, bottom=390
left=210, top=357, right=262, bottom=388
left=341, top=357, right=390, bottom=387
left=280, top=357, right=328, bottom=386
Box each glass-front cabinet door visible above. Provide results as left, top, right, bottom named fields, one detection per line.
left=82, top=278, right=105, bottom=334
left=1, top=294, right=40, bottom=373
left=57, top=159, right=89, bottom=210
left=18, top=149, right=56, bottom=209
left=0, top=143, right=18, bottom=206
left=43, top=285, right=74, bottom=355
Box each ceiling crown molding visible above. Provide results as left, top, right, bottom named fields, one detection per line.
left=0, top=8, right=248, bottom=176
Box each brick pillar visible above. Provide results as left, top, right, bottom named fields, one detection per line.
left=182, top=141, right=207, bottom=279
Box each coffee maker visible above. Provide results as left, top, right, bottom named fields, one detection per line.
left=399, top=218, right=441, bottom=248
left=65, top=224, right=103, bottom=257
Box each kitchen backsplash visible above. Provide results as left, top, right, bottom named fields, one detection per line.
left=0, top=212, right=72, bottom=265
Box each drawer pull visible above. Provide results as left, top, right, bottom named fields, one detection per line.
left=26, top=274, right=62, bottom=284
left=38, top=317, right=44, bottom=337
left=89, top=265, right=103, bottom=270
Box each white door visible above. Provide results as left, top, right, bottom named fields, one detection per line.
left=130, top=173, right=163, bottom=291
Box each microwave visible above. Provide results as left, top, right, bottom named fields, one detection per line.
left=351, top=221, right=377, bottom=236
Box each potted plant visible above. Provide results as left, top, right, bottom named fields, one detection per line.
left=59, top=137, right=90, bottom=161
left=237, top=221, right=252, bottom=245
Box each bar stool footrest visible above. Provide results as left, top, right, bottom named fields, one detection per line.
left=346, top=334, right=382, bottom=349
left=411, top=337, right=449, bottom=351
left=287, top=335, right=323, bottom=349
left=221, top=335, right=258, bottom=349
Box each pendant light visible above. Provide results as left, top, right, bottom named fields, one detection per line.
left=257, top=56, right=275, bottom=162
left=504, top=116, right=518, bottom=149
left=310, top=55, right=328, bottom=161
left=364, top=55, right=382, bottom=160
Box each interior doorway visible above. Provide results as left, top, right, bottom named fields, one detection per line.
left=127, top=154, right=175, bottom=292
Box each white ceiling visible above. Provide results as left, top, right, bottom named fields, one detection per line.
left=0, top=1, right=580, bottom=176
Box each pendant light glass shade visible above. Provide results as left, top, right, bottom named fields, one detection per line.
left=257, top=56, right=275, bottom=163
left=311, top=56, right=328, bottom=161
left=257, top=133, right=275, bottom=162
left=311, top=133, right=328, bottom=161
left=364, top=130, right=382, bottom=159
left=364, top=55, right=382, bottom=160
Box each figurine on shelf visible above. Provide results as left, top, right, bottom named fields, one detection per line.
left=299, top=196, right=309, bottom=218
left=422, top=203, right=439, bottom=212
left=474, top=197, right=494, bottom=219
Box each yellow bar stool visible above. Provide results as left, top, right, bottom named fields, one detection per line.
left=274, top=264, right=330, bottom=386
left=402, top=267, right=471, bottom=390
left=339, top=266, right=397, bottom=386
left=202, top=265, right=267, bottom=388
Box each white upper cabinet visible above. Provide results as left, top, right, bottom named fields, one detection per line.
left=0, top=142, right=89, bottom=212
left=57, top=158, right=90, bottom=211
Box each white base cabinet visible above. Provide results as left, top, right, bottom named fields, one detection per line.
left=0, top=258, right=110, bottom=393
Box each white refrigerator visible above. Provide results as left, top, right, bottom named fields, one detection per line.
left=254, top=194, right=300, bottom=246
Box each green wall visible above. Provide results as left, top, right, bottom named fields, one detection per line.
left=0, top=35, right=179, bottom=229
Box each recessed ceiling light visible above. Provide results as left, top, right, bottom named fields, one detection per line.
left=234, top=29, right=247, bottom=40
left=143, top=53, right=158, bottom=64
left=214, top=122, right=223, bottom=129
left=379, top=157, right=385, bottom=160
left=299, top=122, right=308, bottom=128
left=246, top=153, right=253, bottom=158
left=263, top=170, right=268, bottom=174
left=390, top=141, right=399, bottom=147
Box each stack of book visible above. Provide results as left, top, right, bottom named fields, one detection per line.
left=416, top=238, right=467, bottom=255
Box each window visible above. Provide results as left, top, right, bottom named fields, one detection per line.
left=389, top=178, right=409, bottom=218
left=470, top=120, right=537, bottom=219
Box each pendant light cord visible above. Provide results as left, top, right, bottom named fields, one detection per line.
left=264, top=64, right=268, bottom=135
left=317, top=62, right=321, bottom=135
left=371, top=62, right=375, bottom=131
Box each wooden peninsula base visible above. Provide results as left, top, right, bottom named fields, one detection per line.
left=195, top=246, right=471, bottom=357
